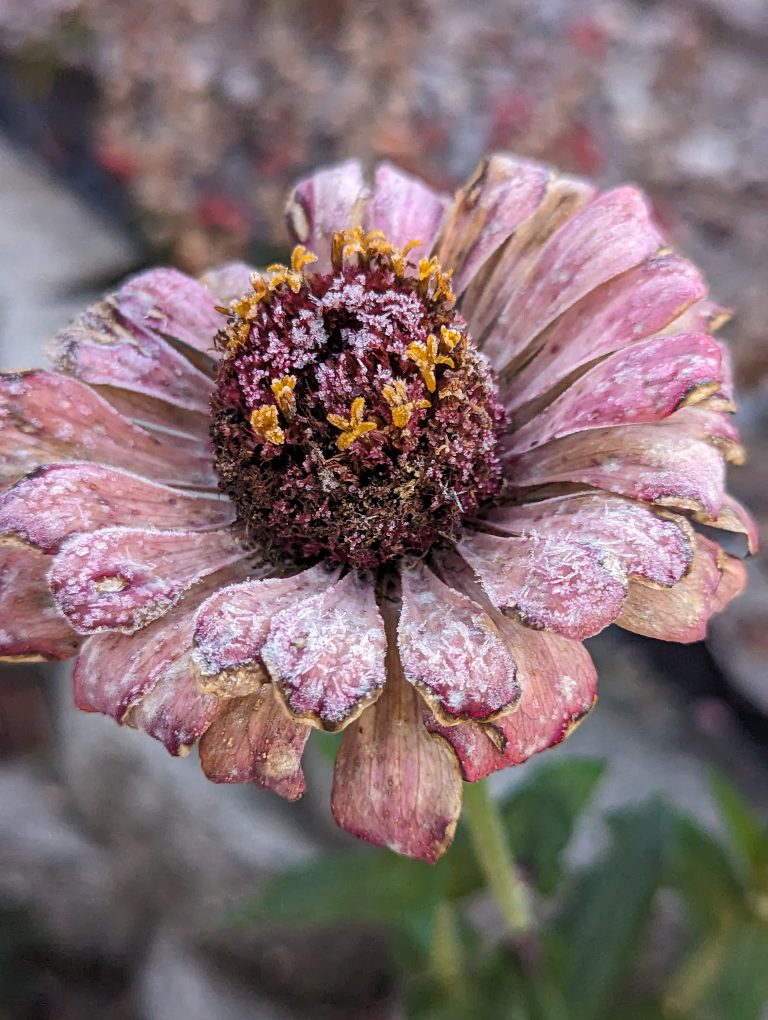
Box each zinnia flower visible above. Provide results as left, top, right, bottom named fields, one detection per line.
left=0, top=156, right=754, bottom=862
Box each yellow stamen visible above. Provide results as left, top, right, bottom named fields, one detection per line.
left=391, top=238, right=422, bottom=277
left=407, top=334, right=455, bottom=393
left=250, top=405, right=285, bottom=445
left=271, top=374, right=297, bottom=416
left=418, top=257, right=455, bottom=307
left=439, top=325, right=463, bottom=352
left=327, top=397, right=378, bottom=451
left=382, top=379, right=431, bottom=428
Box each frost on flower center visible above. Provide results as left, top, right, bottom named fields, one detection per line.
left=210, top=228, right=504, bottom=569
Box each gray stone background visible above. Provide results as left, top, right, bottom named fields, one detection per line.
left=0, top=1, right=767, bottom=1015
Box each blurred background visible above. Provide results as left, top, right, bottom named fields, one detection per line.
left=0, top=1, right=766, bottom=1017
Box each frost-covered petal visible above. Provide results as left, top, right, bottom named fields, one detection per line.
left=51, top=526, right=248, bottom=634
left=366, top=163, right=448, bottom=253
left=507, top=333, right=723, bottom=454
left=0, top=371, right=215, bottom=489
left=193, top=565, right=337, bottom=697
left=458, top=530, right=627, bottom=639
left=73, top=563, right=250, bottom=749
left=48, top=295, right=215, bottom=416
left=506, top=424, right=726, bottom=517
left=285, top=160, right=367, bottom=273
left=617, top=535, right=723, bottom=643
left=199, top=687, right=311, bottom=801
left=0, top=463, right=233, bottom=553
left=427, top=613, right=597, bottom=780
left=436, top=155, right=552, bottom=294
left=113, top=267, right=223, bottom=354
left=481, top=187, right=664, bottom=373
left=480, top=494, right=693, bottom=588
left=332, top=615, right=462, bottom=862
left=262, top=571, right=387, bottom=731
left=200, top=261, right=258, bottom=306
left=0, top=543, right=80, bottom=661
left=398, top=563, right=519, bottom=724
left=665, top=405, right=744, bottom=464
left=504, top=252, right=707, bottom=410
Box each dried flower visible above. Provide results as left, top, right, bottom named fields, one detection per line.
left=0, top=156, right=755, bottom=862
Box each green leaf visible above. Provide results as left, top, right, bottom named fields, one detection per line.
left=501, top=758, right=607, bottom=894
left=665, top=812, right=744, bottom=924
left=713, top=918, right=768, bottom=1020
left=552, top=798, right=672, bottom=1020
left=710, top=772, right=768, bottom=893
left=237, top=849, right=444, bottom=930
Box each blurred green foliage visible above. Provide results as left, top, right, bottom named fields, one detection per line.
left=240, top=759, right=768, bottom=1019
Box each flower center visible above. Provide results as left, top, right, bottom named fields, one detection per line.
left=210, top=228, right=504, bottom=569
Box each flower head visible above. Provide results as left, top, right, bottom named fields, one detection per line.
left=0, top=156, right=754, bottom=862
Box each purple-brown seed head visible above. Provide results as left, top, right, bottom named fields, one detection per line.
left=210, top=230, right=505, bottom=568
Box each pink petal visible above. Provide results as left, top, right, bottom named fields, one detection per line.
left=503, top=253, right=707, bottom=410
left=73, top=562, right=251, bottom=734
left=331, top=626, right=463, bottom=862
left=505, top=424, right=726, bottom=518
left=200, top=261, right=258, bottom=305
left=123, top=662, right=218, bottom=755
left=398, top=563, right=519, bottom=724
left=427, top=613, right=597, bottom=779
left=458, top=531, right=627, bottom=640
left=694, top=495, right=759, bottom=556
left=0, top=543, right=80, bottom=661
left=193, top=565, right=337, bottom=697
left=617, top=535, right=723, bottom=643
left=665, top=405, right=744, bottom=464
left=50, top=526, right=248, bottom=634
left=480, top=493, right=693, bottom=588
left=435, top=155, right=552, bottom=293
left=198, top=687, right=311, bottom=801
left=507, top=332, right=723, bottom=454
left=91, top=384, right=210, bottom=440
left=0, top=463, right=233, bottom=553
left=0, top=371, right=216, bottom=489
left=48, top=296, right=214, bottom=416
left=285, top=160, right=367, bottom=272
left=366, top=163, right=448, bottom=253
left=461, top=172, right=596, bottom=336
left=262, top=572, right=387, bottom=731
left=113, top=267, right=223, bottom=354
left=481, top=187, right=664, bottom=373
left=711, top=554, right=747, bottom=615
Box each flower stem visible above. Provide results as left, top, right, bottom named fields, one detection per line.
left=462, top=779, right=532, bottom=935
left=429, top=901, right=468, bottom=1002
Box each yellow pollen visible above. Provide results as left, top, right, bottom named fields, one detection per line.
left=271, top=374, right=297, bottom=416
left=407, top=334, right=455, bottom=393
left=391, top=238, right=422, bottom=277
left=418, top=257, right=455, bottom=307
left=327, top=397, right=378, bottom=451
left=290, top=245, right=318, bottom=273
left=439, top=325, right=463, bottom=352
left=382, top=379, right=431, bottom=428
left=250, top=405, right=285, bottom=445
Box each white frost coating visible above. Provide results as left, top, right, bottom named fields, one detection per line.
left=0, top=462, right=234, bottom=552
left=483, top=493, right=692, bottom=587
left=399, top=564, right=518, bottom=720
left=50, top=526, right=247, bottom=634
left=192, top=564, right=337, bottom=675
left=460, top=531, right=627, bottom=640
left=262, top=572, right=387, bottom=726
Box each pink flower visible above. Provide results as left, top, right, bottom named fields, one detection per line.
left=0, top=156, right=754, bottom=862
